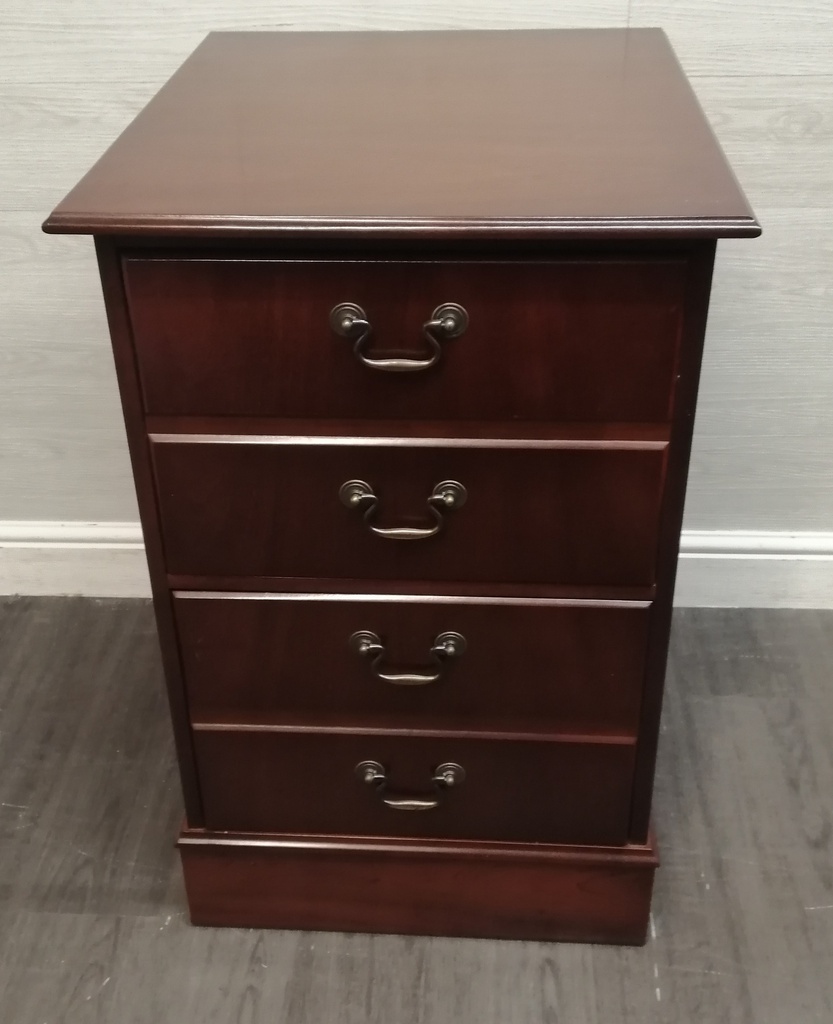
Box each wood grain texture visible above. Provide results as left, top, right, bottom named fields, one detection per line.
left=628, top=240, right=715, bottom=840
left=124, top=254, right=687, bottom=422
left=173, top=593, right=651, bottom=735
left=46, top=32, right=734, bottom=917
left=43, top=30, right=758, bottom=238
left=3, top=598, right=833, bottom=1020
left=192, top=729, right=636, bottom=843
left=147, top=419, right=670, bottom=444
left=179, top=832, right=656, bottom=943
left=17, top=73, right=833, bottom=214
left=150, top=439, right=667, bottom=586
left=168, top=579, right=656, bottom=601
left=94, top=238, right=204, bottom=824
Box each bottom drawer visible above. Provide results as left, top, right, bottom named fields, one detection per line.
left=193, top=729, right=635, bottom=845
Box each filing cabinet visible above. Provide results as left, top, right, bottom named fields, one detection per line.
left=45, top=28, right=759, bottom=943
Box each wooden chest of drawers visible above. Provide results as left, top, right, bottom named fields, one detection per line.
left=45, top=28, right=759, bottom=944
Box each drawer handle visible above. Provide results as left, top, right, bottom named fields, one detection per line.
left=339, top=479, right=467, bottom=540
left=330, top=302, right=468, bottom=372
left=356, top=760, right=465, bottom=811
left=349, top=629, right=467, bottom=686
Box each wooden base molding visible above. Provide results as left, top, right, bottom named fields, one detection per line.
left=178, top=828, right=658, bottom=945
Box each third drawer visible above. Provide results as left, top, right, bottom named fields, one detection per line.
left=175, top=593, right=651, bottom=735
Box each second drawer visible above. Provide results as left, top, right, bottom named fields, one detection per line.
left=175, top=593, right=651, bottom=734
left=152, top=438, right=667, bottom=586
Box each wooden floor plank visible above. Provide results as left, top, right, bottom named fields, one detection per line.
left=1, top=598, right=832, bottom=1022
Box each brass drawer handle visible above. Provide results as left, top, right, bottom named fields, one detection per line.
left=356, top=760, right=465, bottom=811
left=349, top=630, right=466, bottom=686
left=330, top=302, right=468, bottom=372
left=339, top=479, right=466, bottom=540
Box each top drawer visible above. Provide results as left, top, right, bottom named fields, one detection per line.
left=123, top=257, right=686, bottom=421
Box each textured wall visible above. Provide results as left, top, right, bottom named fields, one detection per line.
left=2, top=2, right=831, bottom=533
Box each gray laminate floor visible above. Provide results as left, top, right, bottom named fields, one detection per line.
left=1, top=598, right=832, bottom=1023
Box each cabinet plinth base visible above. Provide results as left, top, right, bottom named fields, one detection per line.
left=178, top=827, right=657, bottom=945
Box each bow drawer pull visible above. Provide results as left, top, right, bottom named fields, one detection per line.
left=355, top=760, right=465, bottom=810
left=349, top=630, right=466, bottom=686
left=330, top=302, right=468, bottom=372
left=339, top=479, right=466, bottom=540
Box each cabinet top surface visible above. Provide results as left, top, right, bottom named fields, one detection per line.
left=44, top=29, right=759, bottom=240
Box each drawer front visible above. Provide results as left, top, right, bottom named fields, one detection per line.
left=193, top=730, right=635, bottom=845
left=175, top=595, right=651, bottom=735
left=124, top=257, right=686, bottom=422
left=153, top=440, right=667, bottom=586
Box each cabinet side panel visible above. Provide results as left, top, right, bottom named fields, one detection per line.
left=93, top=236, right=204, bottom=824
left=629, top=240, right=716, bottom=841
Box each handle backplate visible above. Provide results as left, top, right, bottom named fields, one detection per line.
left=339, top=479, right=466, bottom=540
left=349, top=629, right=466, bottom=685
left=355, top=760, right=465, bottom=810
left=330, top=301, right=467, bottom=372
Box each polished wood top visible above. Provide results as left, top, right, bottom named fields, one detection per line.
left=44, top=29, right=759, bottom=239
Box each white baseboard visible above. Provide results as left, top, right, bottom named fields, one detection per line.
left=1, top=522, right=832, bottom=608
left=675, top=531, right=833, bottom=608
left=0, top=521, right=150, bottom=598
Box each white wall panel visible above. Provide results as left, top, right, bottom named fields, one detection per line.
left=693, top=77, right=833, bottom=210
left=630, top=1, right=833, bottom=75
left=1, top=1, right=832, bottom=601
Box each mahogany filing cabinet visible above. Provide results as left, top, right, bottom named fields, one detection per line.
left=45, top=29, right=759, bottom=944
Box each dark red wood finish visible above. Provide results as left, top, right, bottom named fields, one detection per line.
left=93, top=238, right=204, bottom=825
left=42, top=31, right=759, bottom=239
left=179, top=829, right=658, bottom=944
left=89, top=234, right=718, bottom=939
left=151, top=440, right=668, bottom=586
left=170, top=576, right=657, bottom=602
left=148, top=417, right=670, bottom=444
left=123, top=257, right=686, bottom=422
left=174, top=593, right=651, bottom=734
left=628, top=239, right=717, bottom=841
left=45, top=29, right=758, bottom=943
left=192, top=728, right=636, bottom=844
